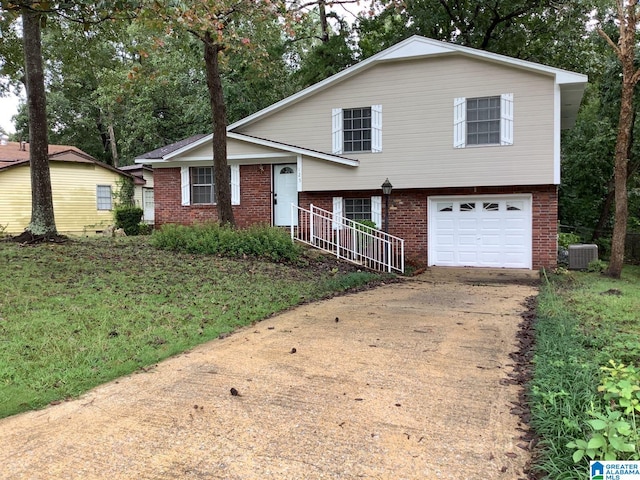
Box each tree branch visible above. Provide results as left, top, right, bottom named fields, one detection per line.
left=597, top=28, right=621, bottom=58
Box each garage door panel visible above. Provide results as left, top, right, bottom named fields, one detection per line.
left=505, top=235, right=525, bottom=246
left=479, top=253, right=502, bottom=265
left=429, top=195, right=532, bottom=269
left=436, top=235, right=454, bottom=247
left=458, top=252, right=479, bottom=264
left=458, top=235, right=477, bottom=246
left=481, top=235, right=501, bottom=246
left=434, top=251, right=455, bottom=264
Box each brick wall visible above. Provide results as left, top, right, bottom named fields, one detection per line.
left=156, top=167, right=558, bottom=270
left=301, top=185, right=558, bottom=270
left=154, top=165, right=272, bottom=227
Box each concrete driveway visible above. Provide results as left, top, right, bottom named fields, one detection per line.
left=0, top=268, right=538, bottom=479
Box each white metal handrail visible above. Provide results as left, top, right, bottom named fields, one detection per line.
left=291, top=204, right=405, bottom=273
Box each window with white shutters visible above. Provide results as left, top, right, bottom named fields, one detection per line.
left=180, top=165, right=240, bottom=206
left=332, top=105, right=382, bottom=154
left=453, top=94, right=513, bottom=148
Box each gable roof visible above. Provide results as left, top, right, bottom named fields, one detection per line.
left=0, top=141, right=133, bottom=179
left=229, top=35, right=588, bottom=131
left=135, top=131, right=359, bottom=167
left=135, top=134, right=208, bottom=160
left=0, top=141, right=89, bottom=169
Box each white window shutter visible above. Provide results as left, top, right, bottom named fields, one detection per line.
left=231, top=164, right=240, bottom=205
left=453, top=97, right=466, bottom=148
left=371, top=196, right=382, bottom=228
left=180, top=166, right=190, bottom=206
left=371, top=105, right=382, bottom=153
left=332, top=108, right=343, bottom=154
left=501, top=93, right=514, bottom=146
left=332, top=196, right=343, bottom=230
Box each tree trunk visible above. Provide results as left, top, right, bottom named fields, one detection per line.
left=22, top=4, right=57, bottom=237
left=318, top=0, right=329, bottom=43
left=602, top=1, right=640, bottom=278
left=607, top=75, right=633, bottom=277
left=108, top=122, right=119, bottom=168
left=202, top=33, right=235, bottom=226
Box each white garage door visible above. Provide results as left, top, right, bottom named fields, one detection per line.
left=428, top=195, right=532, bottom=268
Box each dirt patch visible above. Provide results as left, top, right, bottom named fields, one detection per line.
left=0, top=270, right=537, bottom=479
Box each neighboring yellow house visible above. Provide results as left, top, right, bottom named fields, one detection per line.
left=0, top=140, right=134, bottom=236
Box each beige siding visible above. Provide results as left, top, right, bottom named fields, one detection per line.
left=1, top=161, right=126, bottom=235
left=133, top=185, right=144, bottom=209
left=179, top=137, right=289, bottom=160
left=142, top=169, right=154, bottom=188
left=237, top=56, right=556, bottom=191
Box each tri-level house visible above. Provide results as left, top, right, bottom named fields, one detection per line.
left=137, top=35, right=587, bottom=271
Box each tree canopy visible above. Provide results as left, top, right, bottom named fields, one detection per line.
left=1, top=0, right=638, bottom=259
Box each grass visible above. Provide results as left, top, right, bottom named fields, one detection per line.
left=530, top=265, right=640, bottom=478
left=0, top=236, right=386, bottom=418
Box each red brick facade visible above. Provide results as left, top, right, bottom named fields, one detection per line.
left=300, top=185, right=558, bottom=270
left=154, top=165, right=272, bottom=228
left=155, top=166, right=558, bottom=270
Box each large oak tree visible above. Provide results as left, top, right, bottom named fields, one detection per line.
left=141, top=1, right=290, bottom=226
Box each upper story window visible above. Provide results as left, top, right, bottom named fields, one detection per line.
left=332, top=105, right=382, bottom=155
left=467, top=96, right=500, bottom=145
left=454, top=93, right=513, bottom=148
left=343, top=108, right=371, bottom=153
left=97, top=185, right=112, bottom=210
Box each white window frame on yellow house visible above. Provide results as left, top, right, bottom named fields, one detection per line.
left=96, top=185, right=113, bottom=210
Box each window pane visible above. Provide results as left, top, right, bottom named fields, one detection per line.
left=190, top=167, right=215, bottom=204
left=97, top=185, right=112, bottom=210
left=343, top=107, right=372, bottom=153
left=460, top=202, right=475, bottom=212
left=466, top=96, right=501, bottom=145
left=344, top=198, right=372, bottom=221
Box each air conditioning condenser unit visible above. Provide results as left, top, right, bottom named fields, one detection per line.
left=568, top=244, right=598, bottom=270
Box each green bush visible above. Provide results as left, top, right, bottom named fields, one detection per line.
left=587, top=259, right=607, bottom=273
left=114, top=207, right=143, bottom=236
left=559, top=232, right=582, bottom=249
left=138, top=223, right=153, bottom=235
left=150, top=223, right=302, bottom=262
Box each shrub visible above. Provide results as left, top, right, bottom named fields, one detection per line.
left=559, top=232, right=582, bottom=249
left=150, top=223, right=302, bottom=262
left=587, top=259, right=607, bottom=273
left=114, top=207, right=143, bottom=236
left=138, top=223, right=153, bottom=235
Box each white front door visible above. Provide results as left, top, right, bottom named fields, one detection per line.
left=143, top=188, right=154, bottom=224
left=274, top=164, right=298, bottom=226
left=428, top=195, right=532, bottom=268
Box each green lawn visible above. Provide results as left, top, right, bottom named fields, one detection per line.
left=530, top=265, right=640, bottom=479
left=0, top=236, right=385, bottom=418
